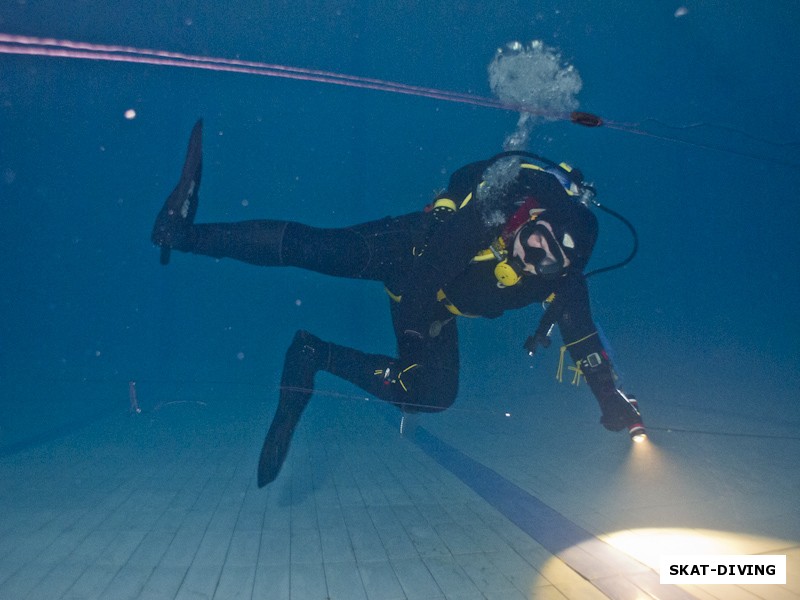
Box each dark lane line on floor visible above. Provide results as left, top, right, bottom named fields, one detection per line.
left=410, top=425, right=696, bottom=600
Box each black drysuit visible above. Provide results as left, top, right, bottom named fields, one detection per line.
left=185, top=159, right=617, bottom=415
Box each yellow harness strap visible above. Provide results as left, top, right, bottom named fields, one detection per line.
left=556, top=331, right=598, bottom=385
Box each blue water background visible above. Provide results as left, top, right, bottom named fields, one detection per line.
left=1, top=2, right=798, bottom=448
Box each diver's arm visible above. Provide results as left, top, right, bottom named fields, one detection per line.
left=557, top=275, right=643, bottom=432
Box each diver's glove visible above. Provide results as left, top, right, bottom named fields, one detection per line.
left=580, top=351, right=644, bottom=432
left=598, top=389, right=643, bottom=432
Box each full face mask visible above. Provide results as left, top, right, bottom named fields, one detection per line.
left=516, top=220, right=567, bottom=279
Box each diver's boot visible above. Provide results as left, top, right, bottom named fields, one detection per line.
left=257, top=330, right=331, bottom=487
left=151, top=119, right=203, bottom=264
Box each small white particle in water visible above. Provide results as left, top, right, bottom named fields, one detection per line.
left=124, top=109, right=136, bottom=120
left=295, top=299, right=302, bottom=306
left=505, top=412, right=511, bottom=417
left=241, top=199, right=249, bottom=207
left=674, top=6, right=689, bottom=17
left=237, top=352, right=245, bottom=360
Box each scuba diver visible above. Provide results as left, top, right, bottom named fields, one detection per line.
left=152, top=120, right=645, bottom=487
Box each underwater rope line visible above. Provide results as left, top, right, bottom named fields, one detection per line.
left=598, top=120, right=800, bottom=170
left=646, top=426, right=800, bottom=442
left=2, top=33, right=798, bottom=168
left=0, top=34, right=548, bottom=115
left=8, top=375, right=799, bottom=442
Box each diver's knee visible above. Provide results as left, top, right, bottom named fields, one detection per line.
left=382, top=360, right=458, bottom=412
left=400, top=380, right=457, bottom=413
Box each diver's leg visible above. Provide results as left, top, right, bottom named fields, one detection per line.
left=180, top=220, right=289, bottom=266
left=322, top=302, right=460, bottom=413
left=324, top=338, right=460, bottom=413
left=257, top=320, right=459, bottom=486
left=157, top=213, right=427, bottom=281
left=170, top=220, right=389, bottom=275
left=151, top=118, right=426, bottom=275
left=151, top=118, right=379, bottom=274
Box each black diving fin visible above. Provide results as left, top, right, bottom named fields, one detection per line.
left=152, top=119, right=203, bottom=265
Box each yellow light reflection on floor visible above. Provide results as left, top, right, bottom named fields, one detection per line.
left=602, top=528, right=795, bottom=570
left=533, top=529, right=798, bottom=599
left=530, top=437, right=799, bottom=598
